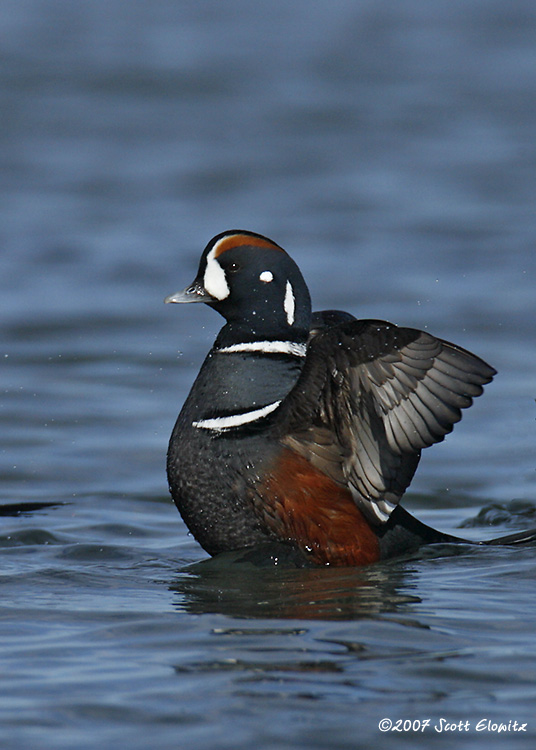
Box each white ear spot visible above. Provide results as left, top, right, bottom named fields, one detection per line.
left=284, top=280, right=295, bottom=326
left=203, top=247, right=230, bottom=300
left=259, top=270, right=273, bottom=283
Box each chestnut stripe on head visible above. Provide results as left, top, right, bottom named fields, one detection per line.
left=211, top=233, right=285, bottom=258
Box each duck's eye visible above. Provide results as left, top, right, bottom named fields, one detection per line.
left=227, top=262, right=241, bottom=273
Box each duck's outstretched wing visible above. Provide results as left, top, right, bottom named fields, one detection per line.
left=276, top=316, right=496, bottom=524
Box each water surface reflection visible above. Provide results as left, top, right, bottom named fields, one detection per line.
left=170, top=551, right=430, bottom=620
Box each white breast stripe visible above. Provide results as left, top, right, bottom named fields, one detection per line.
left=203, top=247, right=230, bottom=300
left=218, top=341, right=307, bottom=357
left=192, top=400, right=282, bottom=431
left=284, top=280, right=295, bottom=326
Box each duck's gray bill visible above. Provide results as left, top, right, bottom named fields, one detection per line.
left=164, top=280, right=212, bottom=304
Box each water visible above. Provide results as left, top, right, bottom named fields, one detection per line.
left=1, top=1, right=536, bottom=748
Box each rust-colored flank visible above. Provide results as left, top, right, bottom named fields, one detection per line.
left=212, top=233, right=285, bottom=258
left=257, top=449, right=381, bottom=566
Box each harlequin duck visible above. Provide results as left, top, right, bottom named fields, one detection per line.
left=165, top=230, right=535, bottom=566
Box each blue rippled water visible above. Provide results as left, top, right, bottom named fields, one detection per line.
left=1, top=2, right=536, bottom=748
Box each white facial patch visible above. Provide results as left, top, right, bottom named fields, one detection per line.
left=259, top=270, right=273, bottom=283
left=284, top=280, right=295, bottom=326
left=203, top=247, right=230, bottom=300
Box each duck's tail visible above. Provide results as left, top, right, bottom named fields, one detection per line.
left=378, top=505, right=536, bottom=560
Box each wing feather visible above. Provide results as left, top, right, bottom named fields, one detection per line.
left=276, top=317, right=495, bottom=524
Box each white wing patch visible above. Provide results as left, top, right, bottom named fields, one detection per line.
left=284, top=280, right=295, bottom=326
left=203, top=247, right=230, bottom=300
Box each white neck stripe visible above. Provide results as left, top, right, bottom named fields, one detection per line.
left=284, top=280, right=295, bottom=326
left=193, top=400, right=282, bottom=432
left=218, top=341, right=307, bottom=357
